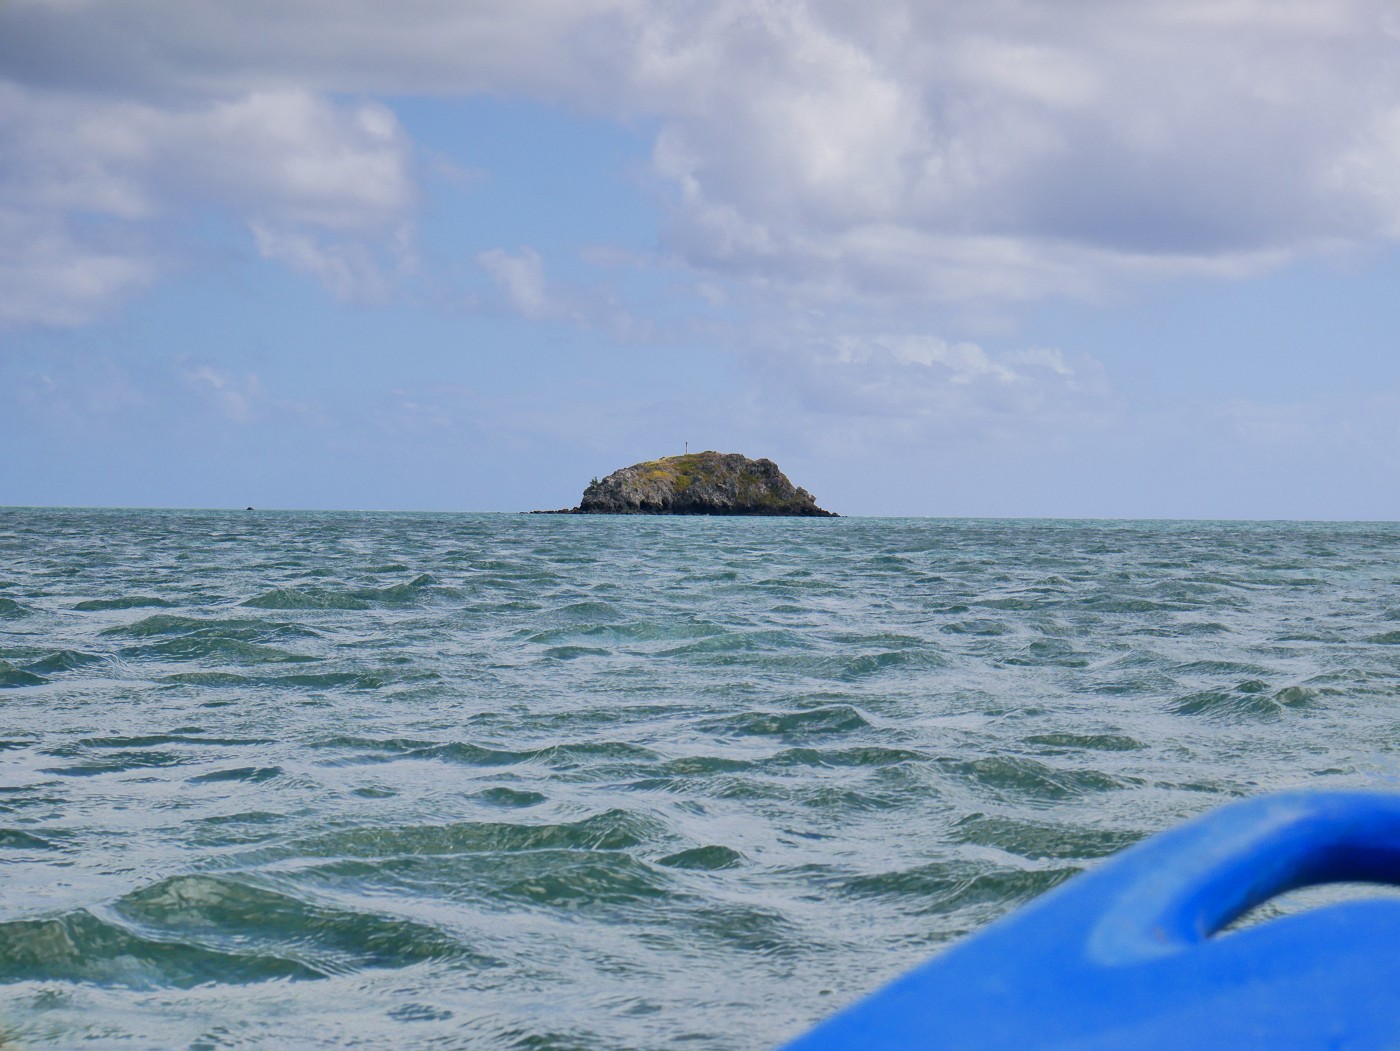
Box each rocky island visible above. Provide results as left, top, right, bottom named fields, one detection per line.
left=535, top=451, right=837, bottom=516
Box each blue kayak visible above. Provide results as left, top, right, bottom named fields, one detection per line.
left=777, top=791, right=1400, bottom=1049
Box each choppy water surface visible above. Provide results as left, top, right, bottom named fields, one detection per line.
left=3, top=510, right=1400, bottom=1047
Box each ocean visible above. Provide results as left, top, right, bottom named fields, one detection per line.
left=2, top=508, right=1400, bottom=1048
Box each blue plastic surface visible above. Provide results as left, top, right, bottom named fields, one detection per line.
left=778, top=791, right=1400, bottom=1050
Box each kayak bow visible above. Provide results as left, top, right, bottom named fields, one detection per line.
left=779, top=791, right=1400, bottom=1050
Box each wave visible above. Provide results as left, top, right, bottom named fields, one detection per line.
left=1023, top=732, right=1145, bottom=753
left=1170, top=681, right=1317, bottom=718
left=705, top=705, right=873, bottom=740
left=540, top=645, right=612, bottom=660
left=187, top=766, right=283, bottom=784
left=949, top=814, right=1143, bottom=861
left=763, top=746, right=927, bottom=768
left=72, top=596, right=174, bottom=611
left=0, top=873, right=476, bottom=988
left=0, top=908, right=319, bottom=987
left=20, top=649, right=107, bottom=674
left=124, top=637, right=319, bottom=664
left=0, top=828, right=66, bottom=851
left=104, top=614, right=321, bottom=640
left=295, top=809, right=664, bottom=858
left=241, top=589, right=371, bottom=610
left=656, top=845, right=744, bottom=870
left=833, top=648, right=948, bottom=679
left=472, top=786, right=547, bottom=808
left=837, top=858, right=1081, bottom=917
left=0, top=661, right=47, bottom=688
left=939, top=755, right=1132, bottom=801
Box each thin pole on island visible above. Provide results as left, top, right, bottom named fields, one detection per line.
left=685, top=441, right=688, bottom=454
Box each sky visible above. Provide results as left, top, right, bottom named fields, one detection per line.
left=5, top=0, right=1400, bottom=518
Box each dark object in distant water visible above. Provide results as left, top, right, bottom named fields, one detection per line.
left=246, top=507, right=254, bottom=511
left=532, top=451, right=837, bottom=516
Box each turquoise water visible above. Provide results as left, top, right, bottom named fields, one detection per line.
left=3, top=509, right=1400, bottom=1048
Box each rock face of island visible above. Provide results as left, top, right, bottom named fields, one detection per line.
left=544, top=452, right=837, bottom=516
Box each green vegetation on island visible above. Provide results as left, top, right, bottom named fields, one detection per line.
left=535, top=451, right=837, bottom=516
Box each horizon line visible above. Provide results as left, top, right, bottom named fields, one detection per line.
left=2, top=503, right=1397, bottom=525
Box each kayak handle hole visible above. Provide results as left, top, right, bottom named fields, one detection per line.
left=1215, top=881, right=1400, bottom=938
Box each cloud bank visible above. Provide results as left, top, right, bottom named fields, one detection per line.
left=8, top=0, right=1400, bottom=327
left=5, top=0, right=1400, bottom=326
left=0, top=76, right=413, bottom=322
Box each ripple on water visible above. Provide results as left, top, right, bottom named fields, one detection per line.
left=241, top=589, right=371, bottom=610
left=187, top=766, right=284, bottom=785
left=72, top=596, right=175, bottom=611
left=473, top=787, right=548, bottom=808
left=0, top=908, right=321, bottom=987
left=0, top=828, right=67, bottom=851
left=101, top=615, right=322, bottom=641
left=658, top=629, right=812, bottom=658
left=656, top=845, right=745, bottom=870
left=0, top=661, right=47, bottom=688
left=124, top=638, right=320, bottom=664
left=114, top=874, right=478, bottom=972
left=295, top=810, right=664, bottom=858
left=1021, top=733, right=1145, bottom=752
left=20, top=649, right=108, bottom=675
left=995, top=638, right=1093, bottom=668
left=941, top=619, right=1013, bottom=636
left=764, top=746, right=928, bottom=769
left=833, top=648, right=948, bottom=679
left=489, top=852, right=675, bottom=910
left=939, top=756, right=1132, bottom=802
left=1170, top=680, right=1318, bottom=719
left=708, top=705, right=873, bottom=740
left=949, top=814, right=1143, bottom=861
left=837, top=859, right=1082, bottom=918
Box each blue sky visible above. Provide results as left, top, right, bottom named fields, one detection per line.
left=5, top=1, right=1400, bottom=518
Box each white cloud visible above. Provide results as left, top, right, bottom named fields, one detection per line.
left=173, top=360, right=330, bottom=429
left=184, top=92, right=412, bottom=231
left=632, top=0, right=1400, bottom=303
left=252, top=223, right=394, bottom=304
left=5, top=0, right=1400, bottom=323
left=755, top=332, right=1115, bottom=447
left=476, top=247, right=550, bottom=320
left=0, top=209, right=156, bottom=327
left=0, top=84, right=411, bottom=227
left=5, top=350, right=148, bottom=421
left=0, top=80, right=413, bottom=323
left=953, top=39, right=1098, bottom=110
left=180, top=365, right=266, bottom=423
left=1211, top=394, right=1400, bottom=458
